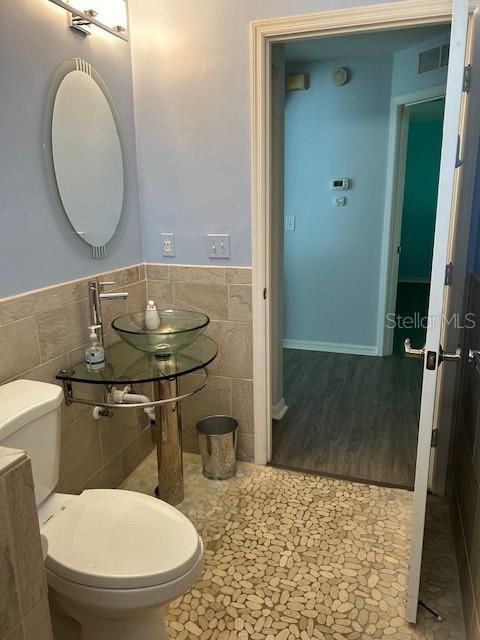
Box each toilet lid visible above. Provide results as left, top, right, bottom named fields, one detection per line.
left=42, top=489, right=202, bottom=589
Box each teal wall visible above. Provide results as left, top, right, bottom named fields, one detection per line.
left=399, top=115, right=444, bottom=282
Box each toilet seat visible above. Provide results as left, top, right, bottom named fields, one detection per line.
left=41, top=489, right=202, bottom=590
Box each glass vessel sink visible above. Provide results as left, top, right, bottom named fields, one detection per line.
left=112, top=309, right=209, bottom=357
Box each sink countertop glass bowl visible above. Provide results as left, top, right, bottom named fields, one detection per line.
left=111, top=310, right=209, bottom=357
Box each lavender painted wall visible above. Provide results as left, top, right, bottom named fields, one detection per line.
left=0, top=0, right=143, bottom=298
left=128, top=0, right=395, bottom=267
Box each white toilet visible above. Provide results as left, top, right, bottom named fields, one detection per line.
left=0, top=380, right=203, bottom=640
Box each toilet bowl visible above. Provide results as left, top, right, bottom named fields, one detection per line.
left=40, top=489, right=203, bottom=640
left=0, top=380, right=203, bottom=640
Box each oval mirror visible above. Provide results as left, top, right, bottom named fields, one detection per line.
left=46, top=59, right=126, bottom=257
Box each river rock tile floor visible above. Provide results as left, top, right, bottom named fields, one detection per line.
left=120, top=453, right=465, bottom=640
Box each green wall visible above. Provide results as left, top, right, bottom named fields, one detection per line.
left=398, top=108, right=444, bottom=282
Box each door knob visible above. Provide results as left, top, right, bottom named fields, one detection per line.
left=404, top=339, right=425, bottom=359
left=469, top=349, right=480, bottom=374
left=439, top=346, right=462, bottom=363
left=404, top=339, right=462, bottom=364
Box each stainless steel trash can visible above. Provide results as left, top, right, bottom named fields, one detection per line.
left=197, top=415, right=238, bottom=480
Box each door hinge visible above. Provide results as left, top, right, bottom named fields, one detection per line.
left=445, top=262, right=454, bottom=286
left=431, top=429, right=438, bottom=448
left=463, top=65, right=472, bottom=93
left=263, top=288, right=267, bottom=300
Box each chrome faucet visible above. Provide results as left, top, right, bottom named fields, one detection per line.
left=88, top=280, right=128, bottom=346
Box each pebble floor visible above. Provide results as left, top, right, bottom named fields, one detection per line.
left=120, top=453, right=465, bottom=640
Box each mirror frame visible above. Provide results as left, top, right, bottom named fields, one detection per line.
left=44, top=58, right=127, bottom=259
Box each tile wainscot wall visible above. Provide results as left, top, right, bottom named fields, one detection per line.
left=0, top=263, right=254, bottom=495
left=0, top=265, right=153, bottom=493
left=450, top=272, right=480, bottom=640
left=0, top=447, right=52, bottom=640
left=146, top=264, right=254, bottom=463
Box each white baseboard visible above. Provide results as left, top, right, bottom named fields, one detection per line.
left=272, top=398, right=288, bottom=421
left=283, top=339, right=379, bottom=357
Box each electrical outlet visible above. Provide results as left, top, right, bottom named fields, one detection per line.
left=208, top=234, right=230, bottom=259
left=161, top=233, right=175, bottom=257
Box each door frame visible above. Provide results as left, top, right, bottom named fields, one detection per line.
left=251, top=0, right=457, bottom=466
left=378, top=86, right=447, bottom=358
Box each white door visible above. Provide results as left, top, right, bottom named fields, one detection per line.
left=406, top=0, right=475, bottom=623
left=429, top=4, right=480, bottom=496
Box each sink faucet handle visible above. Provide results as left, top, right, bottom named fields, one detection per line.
left=98, top=281, right=115, bottom=287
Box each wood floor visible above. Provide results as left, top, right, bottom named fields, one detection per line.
left=271, top=348, right=423, bottom=489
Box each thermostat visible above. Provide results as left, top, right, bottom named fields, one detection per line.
left=331, top=178, right=350, bottom=190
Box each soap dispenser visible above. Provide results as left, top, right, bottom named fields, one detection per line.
left=85, top=325, right=105, bottom=371
left=145, top=300, right=161, bottom=330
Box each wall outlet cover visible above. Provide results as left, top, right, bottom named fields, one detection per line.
left=161, top=233, right=175, bottom=257
left=208, top=234, right=230, bottom=259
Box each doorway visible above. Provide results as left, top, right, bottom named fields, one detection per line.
left=269, top=31, right=447, bottom=490
left=393, top=98, right=446, bottom=355
left=251, top=0, right=477, bottom=624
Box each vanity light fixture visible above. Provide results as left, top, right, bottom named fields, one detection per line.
left=48, top=0, right=128, bottom=41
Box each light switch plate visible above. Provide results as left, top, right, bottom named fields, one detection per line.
left=208, top=234, right=230, bottom=259
left=285, top=216, right=296, bottom=231
left=161, top=233, right=175, bottom=257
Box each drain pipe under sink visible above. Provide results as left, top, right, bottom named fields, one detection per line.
left=92, top=385, right=156, bottom=422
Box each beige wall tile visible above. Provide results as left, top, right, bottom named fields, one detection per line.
left=174, top=283, right=228, bottom=320
left=170, top=266, right=225, bottom=284
left=98, top=410, right=139, bottom=464
left=56, top=279, right=89, bottom=306
left=58, top=372, right=103, bottom=425
left=146, top=264, right=169, bottom=281
left=126, top=280, right=147, bottom=314
left=180, top=375, right=232, bottom=454
left=2, top=624, right=23, bottom=640
left=36, top=300, right=89, bottom=362
left=451, top=488, right=474, bottom=629
left=226, top=267, right=252, bottom=285
left=232, top=379, right=253, bottom=436
left=22, top=598, right=52, bottom=640
left=102, top=266, right=141, bottom=288
left=122, top=427, right=155, bottom=478
left=99, top=293, right=129, bottom=339
left=147, top=281, right=174, bottom=308
left=470, top=610, right=480, bottom=640
left=237, top=433, right=255, bottom=463
left=0, top=264, right=158, bottom=497
left=470, top=506, right=480, bottom=619
left=84, top=455, right=124, bottom=490
left=0, top=475, right=22, bottom=639
left=0, top=289, right=62, bottom=327
left=20, top=355, right=68, bottom=387
left=206, top=321, right=253, bottom=379
left=0, top=447, right=28, bottom=475
left=228, top=285, right=252, bottom=321
left=2, top=459, right=47, bottom=616
left=57, top=414, right=102, bottom=494
left=0, top=318, right=41, bottom=383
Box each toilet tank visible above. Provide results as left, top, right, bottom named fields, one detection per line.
left=0, top=380, right=64, bottom=506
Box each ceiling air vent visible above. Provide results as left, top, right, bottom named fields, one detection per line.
left=418, top=42, right=450, bottom=74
